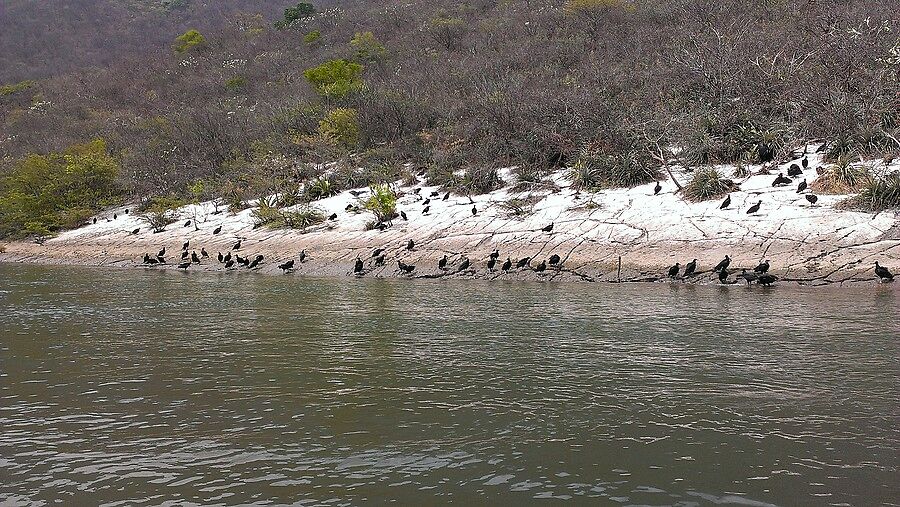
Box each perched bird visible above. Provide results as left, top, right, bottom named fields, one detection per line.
left=217, top=252, right=224, bottom=263
left=329, top=213, right=338, bottom=220
left=181, top=251, right=189, bottom=260
left=407, top=239, right=415, bottom=251
left=430, top=191, right=439, bottom=197
left=191, top=251, right=200, bottom=264
left=349, top=190, right=364, bottom=197
left=235, top=255, right=245, bottom=265
left=549, top=254, right=561, bottom=266
left=438, top=255, right=448, bottom=270
left=754, top=260, right=770, bottom=273
left=667, top=263, right=680, bottom=278
left=801, top=156, right=809, bottom=169
left=773, top=173, right=792, bottom=186
left=254, top=254, right=264, bottom=263
left=223, top=252, right=232, bottom=263
left=372, top=248, right=385, bottom=258
left=113, top=213, right=118, bottom=220
left=423, top=198, right=431, bottom=206
left=542, top=223, right=554, bottom=233
left=718, top=268, right=729, bottom=284
left=535, top=260, right=547, bottom=272
left=874, top=261, right=894, bottom=282
left=458, top=257, right=470, bottom=272
left=805, top=194, right=818, bottom=205
left=501, top=257, right=512, bottom=272
left=400, top=210, right=408, bottom=221
left=156, top=256, right=166, bottom=264
left=720, top=194, right=731, bottom=209
left=516, top=257, right=530, bottom=269
left=740, top=269, right=758, bottom=286
left=93, top=217, right=98, bottom=224
left=278, top=260, right=295, bottom=273
left=397, top=260, right=415, bottom=274
left=177, top=261, right=190, bottom=270
left=713, top=255, right=731, bottom=272
left=747, top=201, right=762, bottom=214
left=487, top=257, right=497, bottom=271
left=443, top=192, right=450, bottom=201
left=158, top=247, right=166, bottom=258
left=182, top=241, right=189, bottom=251
left=248, top=257, right=261, bottom=269
left=787, top=164, right=803, bottom=177
left=471, top=205, right=478, bottom=216
left=142, top=253, right=151, bottom=264
left=146, top=256, right=159, bottom=265
left=184, top=220, right=191, bottom=228
left=345, top=203, right=354, bottom=211
left=489, top=249, right=500, bottom=260
left=374, top=254, right=385, bottom=266
left=796, top=179, right=807, bottom=193
left=124, top=209, right=129, bottom=215
left=757, top=274, right=778, bottom=286
left=654, top=181, right=662, bottom=195
left=684, top=259, right=697, bottom=276
left=423, top=206, right=430, bottom=215
left=224, top=259, right=235, bottom=269
left=213, top=226, right=222, bottom=235
left=200, top=248, right=208, bottom=258
left=298, top=250, right=307, bottom=263
left=233, top=240, right=241, bottom=250
left=131, top=228, right=140, bottom=235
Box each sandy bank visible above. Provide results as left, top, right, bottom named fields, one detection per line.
left=2, top=150, right=898, bottom=288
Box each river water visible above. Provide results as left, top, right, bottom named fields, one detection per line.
left=0, top=264, right=897, bottom=506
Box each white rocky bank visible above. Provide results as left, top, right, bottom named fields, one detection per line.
left=2, top=148, right=899, bottom=286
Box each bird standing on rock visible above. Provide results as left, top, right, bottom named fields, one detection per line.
left=443, top=192, right=450, bottom=201
left=217, top=252, right=224, bottom=263
left=191, top=251, right=200, bottom=264
left=223, top=252, right=232, bottom=263
left=535, top=260, right=547, bottom=272
left=874, top=262, right=894, bottom=282
left=720, top=194, right=731, bottom=209
left=158, top=247, right=166, bottom=258
left=279, top=260, right=294, bottom=273
left=406, top=239, right=415, bottom=251
left=542, top=223, right=554, bottom=233
left=549, top=254, right=561, bottom=266
left=713, top=255, right=731, bottom=272
left=740, top=269, right=758, bottom=286
left=183, top=241, right=189, bottom=251
left=354, top=256, right=364, bottom=274
left=667, top=263, right=680, bottom=278
left=329, top=213, right=338, bottom=220
left=754, top=260, right=770, bottom=273
left=298, top=250, right=307, bottom=263
left=773, top=173, right=792, bottom=186
left=177, top=261, right=190, bottom=270
left=787, top=164, right=803, bottom=178
left=802, top=156, right=809, bottom=169
left=400, top=211, right=408, bottom=220
left=233, top=240, right=241, bottom=250
left=757, top=274, right=778, bottom=286
left=184, top=220, right=191, bottom=228
left=472, top=205, right=478, bottom=216
left=438, top=255, right=448, bottom=270
left=423, top=206, right=430, bottom=215
left=422, top=198, right=431, bottom=206
left=181, top=251, right=189, bottom=260
left=372, top=248, right=385, bottom=258
left=201, top=248, right=208, bottom=258
left=487, top=257, right=497, bottom=271
left=796, top=179, right=807, bottom=193
left=516, top=257, right=530, bottom=269
left=458, top=257, right=470, bottom=272
left=224, top=259, right=235, bottom=269
left=397, top=260, right=415, bottom=274
left=805, top=194, right=818, bottom=205
left=131, top=228, right=140, bottom=235
left=718, top=268, right=729, bottom=284
left=654, top=182, right=662, bottom=195
left=684, top=259, right=697, bottom=276
left=747, top=201, right=762, bottom=214
left=501, top=258, right=512, bottom=272
left=213, top=226, right=222, bottom=235
left=490, top=249, right=500, bottom=260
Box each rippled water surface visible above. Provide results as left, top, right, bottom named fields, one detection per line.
left=0, top=263, right=898, bottom=506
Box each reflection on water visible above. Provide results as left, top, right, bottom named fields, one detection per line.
left=0, top=264, right=898, bottom=506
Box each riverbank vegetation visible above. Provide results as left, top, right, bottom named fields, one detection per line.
left=0, top=0, right=898, bottom=239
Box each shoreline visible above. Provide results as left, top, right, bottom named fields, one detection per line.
left=1, top=151, right=898, bottom=289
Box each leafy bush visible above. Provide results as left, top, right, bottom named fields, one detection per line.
left=574, top=148, right=659, bottom=189
left=303, top=176, right=340, bottom=201
left=225, top=75, right=246, bottom=92
left=844, top=172, right=900, bottom=212
left=139, top=195, right=184, bottom=232
left=173, top=29, right=206, bottom=54
left=0, top=80, right=35, bottom=97
left=350, top=32, right=387, bottom=63
left=363, top=184, right=397, bottom=222
left=280, top=2, right=316, bottom=27
left=683, top=168, right=737, bottom=202
left=252, top=199, right=325, bottom=230
left=811, top=156, right=867, bottom=194
left=0, top=139, right=121, bottom=239
left=318, top=108, right=360, bottom=147
left=303, top=30, right=322, bottom=45
left=303, top=59, right=364, bottom=98
left=570, top=161, right=601, bottom=191
left=459, top=166, right=501, bottom=195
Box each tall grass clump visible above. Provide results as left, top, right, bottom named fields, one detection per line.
left=683, top=168, right=737, bottom=202
left=811, top=156, right=867, bottom=194
left=363, top=184, right=397, bottom=222
left=573, top=148, right=659, bottom=189
left=844, top=172, right=900, bottom=212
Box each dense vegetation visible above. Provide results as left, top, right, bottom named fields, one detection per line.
left=0, top=0, right=898, bottom=238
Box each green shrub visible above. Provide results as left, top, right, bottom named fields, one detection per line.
left=0, top=139, right=122, bottom=239
left=363, top=184, right=398, bottom=222
left=140, top=195, right=184, bottom=232
left=573, top=148, right=659, bottom=189
left=252, top=199, right=325, bottom=230
left=173, top=29, right=206, bottom=54
left=681, top=114, right=788, bottom=166
left=570, top=161, right=601, bottom=191
left=683, top=168, right=737, bottom=202
left=844, top=172, right=900, bottom=212
left=303, top=30, right=322, bottom=45
left=304, top=176, right=340, bottom=201
left=459, top=166, right=501, bottom=195
left=350, top=31, right=387, bottom=63
left=0, top=80, right=36, bottom=97
left=318, top=108, right=360, bottom=147
left=225, top=75, right=247, bottom=92
left=826, top=126, right=896, bottom=162
left=279, top=2, right=316, bottom=27
left=812, top=156, right=867, bottom=194
left=303, top=59, right=364, bottom=98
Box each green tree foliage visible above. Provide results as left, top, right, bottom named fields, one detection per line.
left=350, top=32, right=387, bottom=63
left=303, top=30, right=322, bottom=45
left=0, top=139, right=121, bottom=238
left=363, top=184, right=397, bottom=223
left=173, top=29, right=206, bottom=54
left=0, top=80, right=36, bottom=97
left=319, top=108, right=360, bottom=147
left=279, top=2, right=316, bottom=28
left=303, top=59, right=364, bottom=98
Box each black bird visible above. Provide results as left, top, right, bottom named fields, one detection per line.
left=374, top=254, right=385, bottom=266
left=372, top=248, right=385, bottom=258
left=329, top=213, right=338, bottom=220
left=516, top=257, right=530, bottom=269
left=430, top=191, right=439, bottom=197
left=801, top=156, right=809, bottom=169
left=443, top=192, right=450, bottom=201
left=654, top=181, right=662, bottom=195
left=142, top=253, right=151, bottom=264
left=458, top=257, right=470, bottom=272
left=298, top=250, right=307, bottom=263
left=773, top=173, right=792, bottom=186
left=217, top=252, right=224, bottom=263
left=279, top=260, right=295, bottom=273
left=397, top=260, right=415, bottom=274
left=740, top=269, right=758, bottom=286
left=489, top=249, right=500, bottom=260
left=796, top=179, right=807, bottom=193
left=182, top=241, right=189, bottom=250
left=255, top=254, right=264, bottom=262
left=713, top=255, right=731, bottom=272
left=213, top=226, right=222, bottom=235
left=235, top=254, right=245, bottom=265
left=720, top=194, right=731, bottom=209
left=874, top=262, right=894, bottom=282
left=423, top=206, right=430, bottom=215
left=224, top=259, right=235, bottom=269
left=805, top=194, right=818, bottom=205
left=350, top=190, right=365, bottom=197
left=667, top=263, right=680, bottom=278
left=549, top=254, right=561, bottom=266
left=747, top=201, right=762, bottom=214
left=191, top=251, right=200, bottom=264
left=113, top=213, right=118, bottom=220
left=181, top=251, right=189, bottom=260
left=438, top=255, right=448, bottom=270
left=158, top=247, right=166, bottom=258
left=233, top=240, right=241, bottom=250
left=754, top=260, right=770, bottom=273
left=542, top=223, right=554, bottom=233
left=156, top=256, right=166, bottom=264
left=201, top=248, right=208, bottom=258
left=757, top=274, right=778, bottom=286
left=501, top=258, right=512, bottom=272
left=93, top=217, right=97, bottom=224
left=345, top=203, right=354, bottom=211
left=223, top=252, right=232, bottom=263
left=471, top=205, right=477, bottom=216
left=125, top=209, right=129, bottom=215
left=787, top=164, right=803, bottom=178
left=407, top=239, right=415, bottom=250
left=131, top=228, right=140, bottom=235
left=718, top=268, right=729, bottom=284
left=146, top=256, right=159, bottom=265
left=177, top=261, right=190, bottom=270
left=684, top=259, right=697, bottom=276
left=487, top=257, right=497, bottom=271
left=248, top=257, right=261, bottom=269
left=400, top=211, right=408, bottom=221
left=423, top=198, right=431, bottom=206
left=241, top=256, right=250, bottom=267
left=535, top=260, right=547, bottom=272
left=184, top=220, right=191, bottom=227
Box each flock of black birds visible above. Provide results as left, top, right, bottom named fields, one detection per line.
left=663, top=255, right=894, bottom=285
left=711, top=155, right=819, bottom=213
